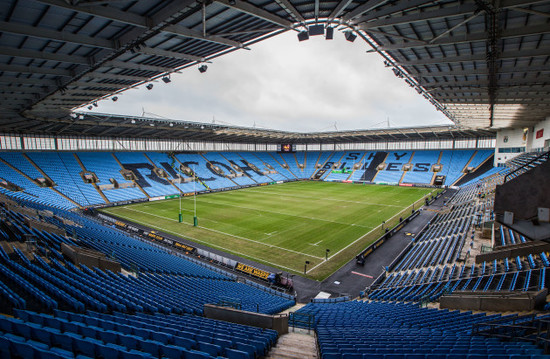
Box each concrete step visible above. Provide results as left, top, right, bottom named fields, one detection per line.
left=265, top=332, right=318, bottom=359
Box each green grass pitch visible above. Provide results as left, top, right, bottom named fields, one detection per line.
left=101, top=181, right=435, bottom=280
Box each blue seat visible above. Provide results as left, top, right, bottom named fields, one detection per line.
left=118, top=334, right=141, bottom=351
left=139, top=339, right=164, bottom=357
left=185, top=350, right=212, bottom=359
left=73, top=337, right=100, bottom=356
left=27, top=339, right=50, bottom=351
left=96, top=342, right=123, bottom=359
left=98, top=330, right=119, bottom=344
left=342, top=353, right=362, bottom=359
left=31, top=326, right=53, bottom=346
left=225, top=348, right=250, bottom=359
left=198, top=341, right=222, bottom=357
left=121, top=349, right=155, bottom=359
left=50, top=346, right=75, bottom=358
left=51, top=331, right=75, bottom=351
left=322, top=353, right=341, bottom=359
left=161, top=344, right=184, bottom=359
left=173, top=336, right=196, bottom=350
left=150, top=331, right=171, bottom=344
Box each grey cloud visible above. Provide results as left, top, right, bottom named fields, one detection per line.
left=82, top=31, right=452, bottom=132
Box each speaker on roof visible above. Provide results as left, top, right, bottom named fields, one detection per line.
left=297, top=31, right=309, bottom=41
left=345, top=31, right=357, bottom=42
left=309, top=24, right=324, bottom=36
left=325, top=27, right=334, bottom=40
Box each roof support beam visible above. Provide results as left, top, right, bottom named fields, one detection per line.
left=138, top=46, right=204, bottom=63
left=0, top=46, right=90, bottom=65
left=409, top=65, right=550, bottom=78
left=352, top=0, right=437, bottom=24
left=0, top=64, right=73, bottom=77
left=328, top=0, right=353, bottom=20
left=274, top=0, right=305, bottom=23
left=105, top=61, right=173, bottom=74
left=343, top=0, right=389, bottom=22
left=215, top=0, right=294, bottom=29
left=398, top=47, right=550, bottom=65
left=0, top=20, right=114, bottom=49
left=358, top=0, right=545, bottom=28
left=375, top=24, right=550, bottom=50
left=35, top=0, right=243, bottom=48
left=83, top=72, right=149, bottom=82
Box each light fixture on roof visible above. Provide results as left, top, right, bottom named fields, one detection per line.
left=131, top=119, right=136, bottom=124
left=297, top=30, right=309, bottom=42
left=392, top=68, right=403, bottom=78
left=92, top=102, right=98, bottom=107
left=169, top=123, right=174, bottom=127
left=198, top=65, right=208, bottom=73
left=162, top=76, right=171, bottom=84
left=344, top=31, right=357, bottom=42
left=112, top=96, right=118, bottom=102
left=87, top=106, right=93, bottom=110
left=146, top=84, right=154, bottom=90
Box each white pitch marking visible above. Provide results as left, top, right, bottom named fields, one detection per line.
left=106, top=207, right=323, bottom=260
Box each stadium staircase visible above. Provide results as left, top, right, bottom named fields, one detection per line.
left=264, top=331, right=318, bottom=359
left=143, top=152, right=184, bottom=194
left=111, top=153, right=150, bottom=198
left=73, top=153, right=111, bottom=204
left=454, top=154, right=495, bottom=186
left=360, top=151, right=387, bottom=182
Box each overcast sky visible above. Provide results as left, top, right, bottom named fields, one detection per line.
left=79, top=30, right=453, bottom=133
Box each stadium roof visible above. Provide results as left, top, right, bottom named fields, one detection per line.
left=0, top=0, right=549, bottom=137
left=22, top=112, right=495, bottom=144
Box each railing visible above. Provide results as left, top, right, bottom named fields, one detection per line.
left=504, top=151, right=549, bottom=183
left=473, top=314, right=550, bottom=352
left=289, top=312, right=315, bottom=333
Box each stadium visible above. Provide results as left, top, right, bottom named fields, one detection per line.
left=0, top=0, right=550, bottom=358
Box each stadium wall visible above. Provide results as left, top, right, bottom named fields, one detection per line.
left=0, top=133, right=495, bottom=152
left=531, top=117, right=550, bottom=152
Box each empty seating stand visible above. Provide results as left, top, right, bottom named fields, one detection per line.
left=297, top=300, right=549, bottom=359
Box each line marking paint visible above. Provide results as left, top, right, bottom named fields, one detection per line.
left=351, top=271, right=373, bottom=278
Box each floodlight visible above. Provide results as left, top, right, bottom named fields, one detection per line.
left=162, top=76, right=171, bottom=83
left=87, top=106, right=93, bottom=110
left=198, top=65, right=208, bottom=73
left=112, top=96, right=118, bottom=101
left=92, top=102, right=98, bottom=107
left=146, top=84, right=154, bottom=90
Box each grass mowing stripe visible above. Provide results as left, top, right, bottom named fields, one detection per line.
left=244, top=187, right=404, bottom=207
left=102, top=209, right=301, bottom=273
left=195, top=197, right=373, bottom=229
left=111, top=206, right=324, bottom=260
left=102, top=181, right=435, bottom=279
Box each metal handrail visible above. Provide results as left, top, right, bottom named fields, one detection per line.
left=504, top=151, right=549, bottom=182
